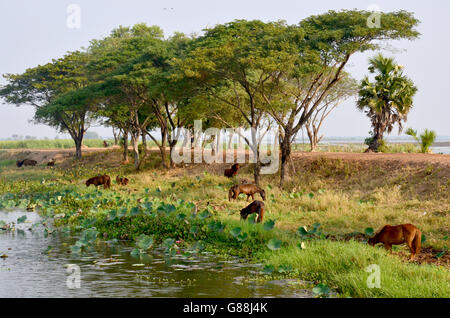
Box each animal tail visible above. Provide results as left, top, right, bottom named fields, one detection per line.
left=413, top=229, right=422, bottom=254
left=17, top=160, right=24, bottom=167
left=228, top=188, right=233, bottom=201
left=106, top=177, right=111, bottom=189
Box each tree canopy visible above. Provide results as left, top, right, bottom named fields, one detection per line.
left=0, top=10, right=420, bottom=183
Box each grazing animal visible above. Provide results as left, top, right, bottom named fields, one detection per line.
left=240, top=200, right=265, bottom=223
left=47, top=158, right=56, bottom=167
left=86, top=175, right=111, bottom=189
left=103, top=140, right=109, bottom=148
left=16, top=159, right=37, bottom=167
left=224, top=163, right=240, bottom=178
left=228, top=184, right=266, bottom=202
left=368, top=224, right=422, bottom=260
left=116, top=176, right=129, bottom=186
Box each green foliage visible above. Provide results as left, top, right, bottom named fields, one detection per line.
left=298, top=223, right=324, bottom=240
left=267, top=238, right=282, bottom=251
left=358, top=54, right=418, bottom=152
left=17, top=215, right=27, bottom=224
left=263, top=219, right=275, bottom=231
left=406, top=128, right=437, bottom=153
left=312, top=283, right=332, bottom=296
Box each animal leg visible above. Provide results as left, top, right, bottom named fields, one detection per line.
left=256, top=206, right=264, bottom=223
left=384, top=243, right=392, bottom=252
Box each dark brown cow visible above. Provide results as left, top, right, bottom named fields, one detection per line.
left=116, top=176, right=129, bottom=186
left=86, top=175, right=111, bottom=189
left=224, top=163, right=240, bottom=178
left=16, top=159, right=38, bottom=167
left=240, top=200, right=265, bottom=223
left=228, top=184, right=266, bottom=201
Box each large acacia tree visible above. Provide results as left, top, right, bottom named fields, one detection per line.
left=0, top=51, right=93, bottom=158
left=177, top=20, right=301, bottom=185
left=86, top=24, right=167, bottom=169
left=261, top=10, right=420, bottom=186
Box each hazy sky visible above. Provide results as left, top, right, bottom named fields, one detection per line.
left=0, top=0, right=449, bottom=139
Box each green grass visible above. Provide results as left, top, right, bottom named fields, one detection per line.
left=0, top=159, right=15, bottom=167
left=0, top=149, right=448, bottom=298
left=0, top=139, right=113, bottom=149
left=264, top=240, right=449, bottom=297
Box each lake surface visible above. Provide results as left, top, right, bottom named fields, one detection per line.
left=0, top=211, right=313, bottom=298
left=293, top=135, right=450, bottom=154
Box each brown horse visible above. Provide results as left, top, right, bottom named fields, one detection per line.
left=240, top=200, right=265, bottom=223
left=16, top=159, right=37, bottom=167
left=228, top=184, right=266, bottom=201
left=368, top=224, right=422, bottom=260
left=224, top=163, right=240, bottom=178
left=116, top=176, right=129, bottom=186
left=86, top=175, right=111, bottom=189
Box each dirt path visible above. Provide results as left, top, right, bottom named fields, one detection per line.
left=0, top=147, right=116, bottom=163
left=2, top=147, right=449, bottom=167
left=291, top=151, right=450, bottom=166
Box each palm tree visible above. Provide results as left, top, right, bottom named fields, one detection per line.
left=357, top=54, right=417, bottom=152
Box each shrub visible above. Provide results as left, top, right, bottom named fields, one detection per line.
left=406, top=128, right=437, bottom=153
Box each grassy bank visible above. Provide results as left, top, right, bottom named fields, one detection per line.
left=0, top=139, right=113, bottom=149
left=0, top=149, right=448, bottom=297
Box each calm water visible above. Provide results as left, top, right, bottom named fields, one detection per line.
left=293, top=135, right=450, bottom=154
left=0, top=211, right=313, bottom=298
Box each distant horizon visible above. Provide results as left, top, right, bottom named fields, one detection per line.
left=2, top=134, right=450, bottom=141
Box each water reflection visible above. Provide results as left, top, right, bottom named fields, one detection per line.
left=0, top=211, right=313, bottom=298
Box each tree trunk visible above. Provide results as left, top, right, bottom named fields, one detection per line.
left=279, top=131, right=292, bottom=188
left=122, top=130, right=129, bottom=163
left=131, top=133, right=140, bottom=170
left=160, top=128, right=169, bottom=169
left=367, top=120, right=385, bottom=152
left=112, top=127, right=119, bottom=146
left=74, top=136, right=83, bottom=159
left=210, top=135, right=216, bottom=158
left=141, top=132, right=147, bottom=154
left=216, top=132, right=221, bottom=155
left=305, top=125, right=317, bottom=152
left=368, top=132, right=383, bottom=152
left=169, top=141, right=177, bottom=168
left=253, top=161, right=261, bottom=186
left=227, top=130, right=233, bottom=149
